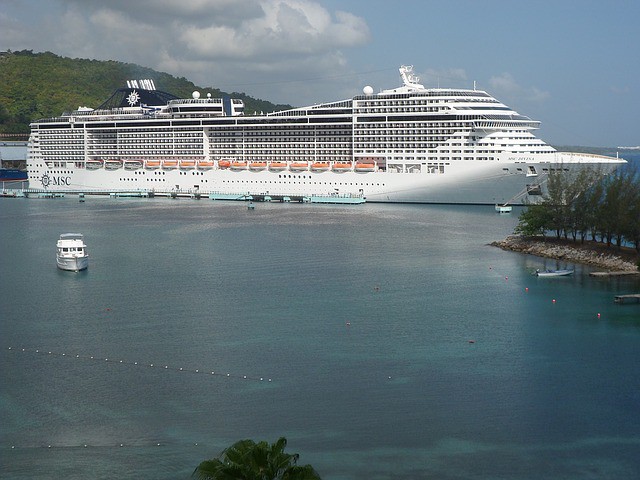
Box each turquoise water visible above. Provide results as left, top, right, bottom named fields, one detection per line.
left=1, top=197, right=639, bottom=479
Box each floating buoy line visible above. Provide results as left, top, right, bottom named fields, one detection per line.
left=6, top=346, right=272, bottom=383
left=7, top=441, right=193, bottom=450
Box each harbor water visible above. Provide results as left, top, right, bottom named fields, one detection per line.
left=1, top=196, right=639, bottom=479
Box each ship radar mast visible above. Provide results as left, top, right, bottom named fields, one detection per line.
left=399, top=65, right=424, bottom=90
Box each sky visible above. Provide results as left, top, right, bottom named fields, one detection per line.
left=1, top=0, right=639, bottom=147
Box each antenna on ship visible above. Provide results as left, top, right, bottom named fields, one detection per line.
left=399, top=65, right=424, bottom=90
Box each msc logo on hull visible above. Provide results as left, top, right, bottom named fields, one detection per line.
left=40, top=173, right=72, bottom=188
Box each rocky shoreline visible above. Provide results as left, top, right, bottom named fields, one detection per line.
left=490, top=235, right=640, bottom=272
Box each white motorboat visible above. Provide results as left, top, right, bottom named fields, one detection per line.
left=536, top=269, right=574, bottom=277
left=56, top=233, right=89, bottom=271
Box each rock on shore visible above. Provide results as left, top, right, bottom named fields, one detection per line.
left=490, top=235, right=639, bottom=272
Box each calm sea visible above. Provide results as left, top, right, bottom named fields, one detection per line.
left=1, top=194, right=639, bottom=479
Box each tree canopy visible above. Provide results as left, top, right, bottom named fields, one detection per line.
left=192, top=437, right=322, bottom=480
left=0, top=50, right=292, bottom=135
left=514, top=164, right=640, bottom=253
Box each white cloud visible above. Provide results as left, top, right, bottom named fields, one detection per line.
left=610, top=85, right=630, bottom=95
left=176, top=0, right=369, bottom=60
left=489, top=72, right=549, bottom=103
left=4, top=0, right=369, bottom=104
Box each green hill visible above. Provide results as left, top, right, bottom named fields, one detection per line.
left=0, top=50, right=292, bottom=136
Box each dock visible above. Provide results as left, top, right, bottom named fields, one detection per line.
left=16, top=188, right=366, bottom=205
left=590, top=271, right=640, bottom=277
left=614, top=294, right=640, bottom=304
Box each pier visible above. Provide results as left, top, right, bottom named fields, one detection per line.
left=590, top=271, right=640, bottom=277
left=614, top=294, right=640, bottom=304
left=12, top=188, right=366, bottom=205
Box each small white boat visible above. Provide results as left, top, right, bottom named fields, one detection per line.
left=495, top=204, right=512, bottom=213
left=536, top=269, right=574, bottom=277
left=56, top=233, right=89, bottom=271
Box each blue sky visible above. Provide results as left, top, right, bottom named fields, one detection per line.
left=1, top=0, right=638, bottom=147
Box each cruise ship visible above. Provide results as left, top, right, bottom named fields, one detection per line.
left=26, top=66, right=626, bottom=204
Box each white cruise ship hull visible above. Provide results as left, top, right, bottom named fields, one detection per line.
left=28, top=152, right=623, bottom=205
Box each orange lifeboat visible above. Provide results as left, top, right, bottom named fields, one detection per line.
left=197, top=160, right=214, bottom=170
left=162, top=159, right=178, bottom=169
left=145, top=159, right=161, bottom=169
left=332, top=162, right=352, bottom=172
left=180, top=159, right=196, bottom=169
left=249, top=161, right=267, bottom=171
left=269, top=162, right=288, bottom=171
left=355, top=162, right=376, bottom=172
left=218, top=160, right=231, bottom=169
left=311, top=162, right=330, bottom=172
left=290, top=162, right=309, bottom=171
left=230, top=161, right=248, bottom=170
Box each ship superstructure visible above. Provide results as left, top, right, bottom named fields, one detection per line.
left=26, top=66, right=626, bottom=204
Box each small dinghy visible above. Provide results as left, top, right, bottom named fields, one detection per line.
left=536, top=269, right=574, bottom=277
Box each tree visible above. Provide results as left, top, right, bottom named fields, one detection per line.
left=514, top=202, right=553, bottom=237
left=192, top=437, right=322, bottom=480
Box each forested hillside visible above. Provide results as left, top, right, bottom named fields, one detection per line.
left=0, top=50, right=291, bottom=135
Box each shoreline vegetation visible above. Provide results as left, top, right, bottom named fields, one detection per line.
left=491, top=235, right=640, bottom=273
left=497, top=162, right=639, bottom=274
